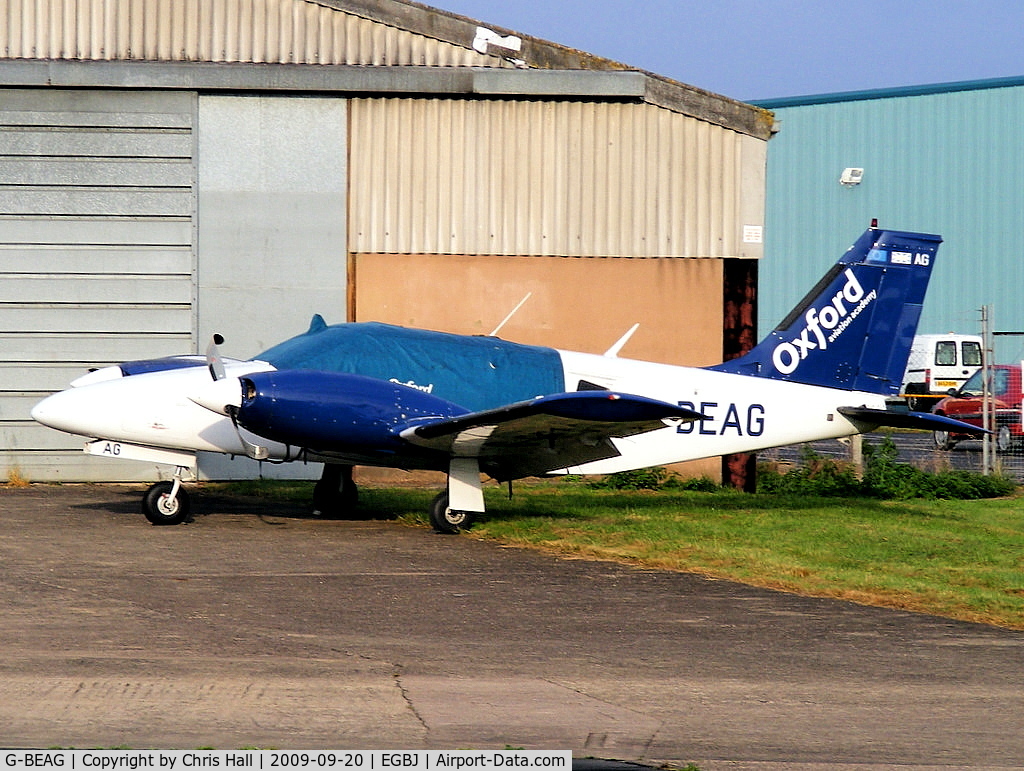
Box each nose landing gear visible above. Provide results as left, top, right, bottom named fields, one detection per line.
left=142, top=466, right=193, bottom=526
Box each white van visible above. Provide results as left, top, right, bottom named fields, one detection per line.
left=901, top=333, right=983, bottom=409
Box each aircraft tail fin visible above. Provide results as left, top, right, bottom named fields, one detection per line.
left=711, top=225, right=942, bottom=396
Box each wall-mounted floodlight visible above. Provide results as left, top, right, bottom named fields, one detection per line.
left=840, top=167, right=864, bottom=187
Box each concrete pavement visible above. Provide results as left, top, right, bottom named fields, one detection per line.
left=1, top=484, right=1022, bottom=768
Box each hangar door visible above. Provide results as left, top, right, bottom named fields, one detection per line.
left=353, top=253, right=725, bottom=367
left=0, top=90, right=195, bottom=482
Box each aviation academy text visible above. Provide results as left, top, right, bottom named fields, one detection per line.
left=3, top=752, right=570, bottom=771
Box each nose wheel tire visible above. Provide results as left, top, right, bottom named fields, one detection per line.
left=429, top=491, right=474, bottom=534
left=142, top=481, right=192, bottom=526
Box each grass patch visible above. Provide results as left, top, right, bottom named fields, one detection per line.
left=466, top=481, right=1024, bottom=629
left=214, top=475, right=1024, bottom=630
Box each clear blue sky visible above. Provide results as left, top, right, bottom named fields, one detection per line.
left=438, top=0, right=1024, bottom=102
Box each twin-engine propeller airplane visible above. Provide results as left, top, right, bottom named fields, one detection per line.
left=32, top=224, right=985, bottom=532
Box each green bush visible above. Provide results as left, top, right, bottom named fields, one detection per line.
left=588, top=466, right=672, bottom=490
left=586, top=436, right=1016, bottom=500
left=759, top=435, right=1017, bottom=500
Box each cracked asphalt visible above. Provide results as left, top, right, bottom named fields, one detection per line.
left=1, top=484, right=1023, bottom=770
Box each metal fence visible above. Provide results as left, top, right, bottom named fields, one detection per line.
left=760, top=430, right=1024, bottom=483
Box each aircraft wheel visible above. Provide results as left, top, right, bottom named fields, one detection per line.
left=905, top=385, right=932, bottom=412
left=429, top=491, right=474, bottom=534
left=932, top=429, right=956, bottom=451
left=908, top=395, right=935, bottom=412
left=313, top=464, right=359, bottom=519
left=996, top=425, right=1016, bottom=453
left=142, top=481, right=191, bottom=526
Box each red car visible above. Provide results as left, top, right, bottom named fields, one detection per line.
left=932, top=364, right=1022, bottom=451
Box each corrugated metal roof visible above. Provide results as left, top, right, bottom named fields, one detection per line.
left=753, top=74, right=1024, bottom=108
left=0, top=0, right=503, bottom=67
left=0, top=0, right=774, bottom=138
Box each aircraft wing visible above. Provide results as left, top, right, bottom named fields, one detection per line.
left=837, top=406, right=990, bottom=435
left=400, top=391, right=704, bottom=480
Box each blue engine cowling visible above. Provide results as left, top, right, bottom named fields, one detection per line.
left=234, top=370, right=467, bottom=454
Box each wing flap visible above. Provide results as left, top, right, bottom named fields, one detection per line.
left=400, top=391, right=703, bottom=479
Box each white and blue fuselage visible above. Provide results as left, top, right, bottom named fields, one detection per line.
left=33, top=331, right=889, bottom=474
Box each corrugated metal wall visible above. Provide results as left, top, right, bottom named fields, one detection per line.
left=0, top=0, right=501, bottom=66
left=349, top=98, right=764, bottom=259
left=0, top=89, right=195, bottom=480
left=759, top=83, right=1024, bottom=355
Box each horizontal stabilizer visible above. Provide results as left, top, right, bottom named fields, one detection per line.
left=837, top=406, right=990, bottom=436
left=401, top=391, right=704, bottom=479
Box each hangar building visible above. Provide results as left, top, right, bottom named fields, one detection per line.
left=0, top=0, right=772, bottom=484
left=754, top=77, right=1024, bottom=358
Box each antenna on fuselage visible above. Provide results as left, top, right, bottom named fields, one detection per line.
left=489, top=292, right=532, bottom=337
left=603, top=323, right=640, bottom=358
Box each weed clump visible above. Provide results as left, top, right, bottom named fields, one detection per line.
left=5, top=468, right=30, bottom=488
left=589, top=467, right=722, bottom=492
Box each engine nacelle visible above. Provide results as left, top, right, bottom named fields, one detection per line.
left=234, top=370, right=465, bottom=453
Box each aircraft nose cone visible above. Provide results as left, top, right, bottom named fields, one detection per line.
left=30, top=389, right=86, bottom=434
left=188, top=377, right=243, bottom=416
left=29, top=395, right=51, bottom=426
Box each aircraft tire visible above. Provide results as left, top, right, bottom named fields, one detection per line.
left=996, top=425, right=1016, bottom=453
left=932, top=429, right=957, bottom=451
left=429, top=491, right=474, bottom=535
left=142, top=481, right=191, bottom=526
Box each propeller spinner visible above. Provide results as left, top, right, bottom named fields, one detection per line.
left=193, top=335, right=269, bottom=461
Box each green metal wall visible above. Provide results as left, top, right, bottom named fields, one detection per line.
left=755, top=79, right=1024, bottom=362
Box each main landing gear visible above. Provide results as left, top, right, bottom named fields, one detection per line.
left=316, top=463, right=479, bottom=533
left=313, top=464, right=359, bottom=518
left=429, top=491, right=475, bottom=535
left=429, top=458, right=484, bottom=534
